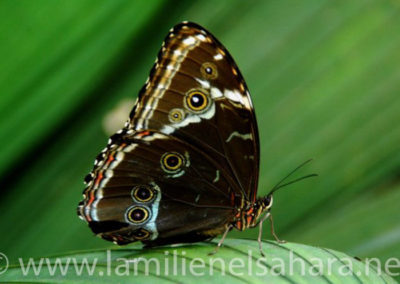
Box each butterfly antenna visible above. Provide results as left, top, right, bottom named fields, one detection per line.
left=268, top=159, right=318, bottom=196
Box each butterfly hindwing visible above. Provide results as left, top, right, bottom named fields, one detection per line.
left=79, top=130, right=235, bottom=245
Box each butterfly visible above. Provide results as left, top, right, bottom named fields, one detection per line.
left=78, top=21, right=314, bottom=255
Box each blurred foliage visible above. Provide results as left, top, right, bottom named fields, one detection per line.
left=0, top=0, right=399, bottom=281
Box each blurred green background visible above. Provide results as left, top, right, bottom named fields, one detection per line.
left=0, top=0, right=399, bottom=279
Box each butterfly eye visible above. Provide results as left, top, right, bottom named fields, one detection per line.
left=132, top=185, right=155, bottom=202
left=168, top=108, right=185, bottom=123
left=126, top=206, right=150, bottom=224
left=201, top=62, right=218, bottom=79
left=185, top=89, right=211, bottom=113
left=132, top=228, right=150, bottom=240
left=161, top=152, right=185, bottom=173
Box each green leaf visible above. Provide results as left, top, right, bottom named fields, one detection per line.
left=1, top=240, right=396, bottom=283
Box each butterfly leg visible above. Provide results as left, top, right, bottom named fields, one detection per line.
left=208, top=224, right=232, bottom=256
left=269, top=213, right=286, bottom=244
left=257, top=212, right=271, bottom=257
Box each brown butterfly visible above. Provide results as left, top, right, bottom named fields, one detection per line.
left=77, top=21, right=315, bottom=255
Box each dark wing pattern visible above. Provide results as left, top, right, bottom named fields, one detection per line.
left=129, top=22, right=259, bottom=202
left=79, top=130, right=234, bottom=245
left=78, top=22, right=259, bottom=246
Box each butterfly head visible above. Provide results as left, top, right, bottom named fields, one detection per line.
left=258, top=194, right=273, bottom=211
left=252, top=194, right=274, bottom=225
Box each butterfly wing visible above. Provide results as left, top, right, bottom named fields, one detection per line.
left=78, top=130, right=236, bottom=245
left=130, top=22, right=260, bottom=202
left=78, top=22, right=260, bottom=246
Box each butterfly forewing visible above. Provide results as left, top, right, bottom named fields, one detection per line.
left=130, top=22, right=259, bottom=202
